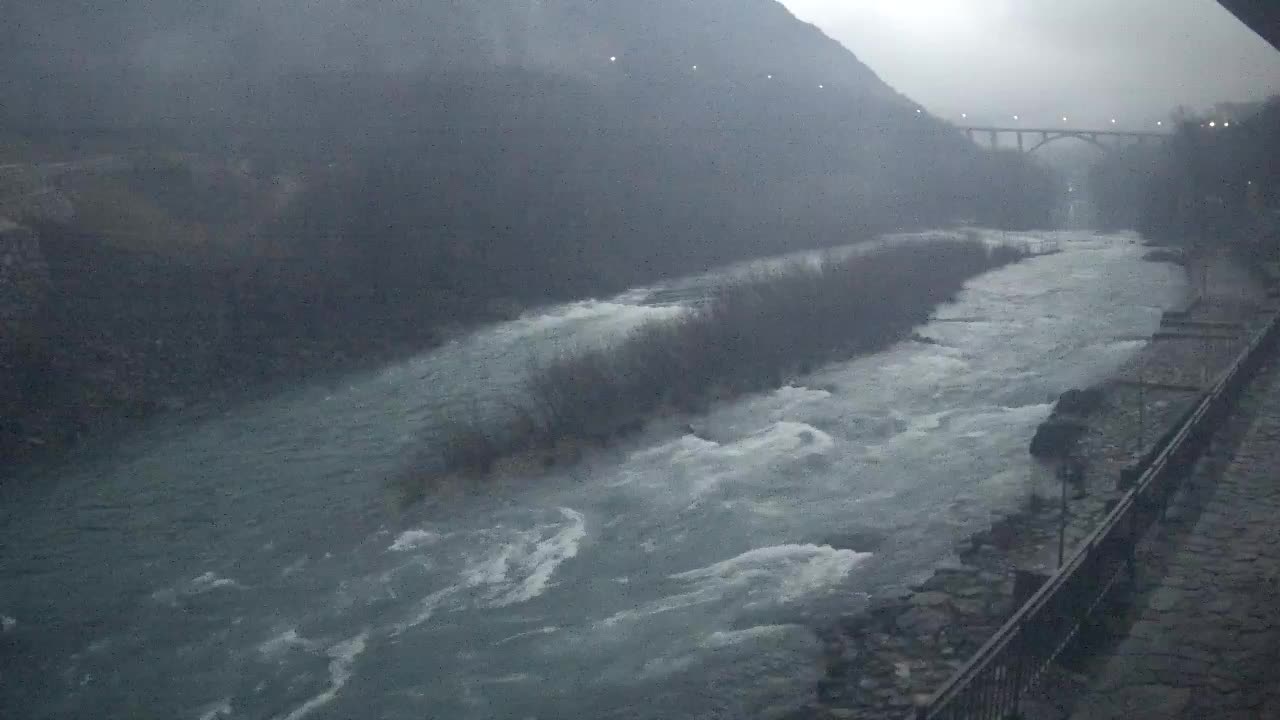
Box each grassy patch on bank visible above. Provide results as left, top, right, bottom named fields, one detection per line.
left=398, top=239, right=1030, bottom=502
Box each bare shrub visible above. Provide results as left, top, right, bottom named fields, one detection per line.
left=420, top=238, right=1029, bottom=486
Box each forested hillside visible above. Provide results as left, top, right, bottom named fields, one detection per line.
left=0, top=0, right=1056, bottom=465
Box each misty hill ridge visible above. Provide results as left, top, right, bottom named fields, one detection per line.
left=1, top=0, right=1061, bottom=469
left=6, top=0, right=910, bottom=126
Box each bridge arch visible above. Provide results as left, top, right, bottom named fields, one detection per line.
left=959, top=126, right=1169, bottom=155
left=1026, top=132, right=1113, bottom=155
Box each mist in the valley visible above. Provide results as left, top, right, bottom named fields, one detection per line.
left=2, top=0, right=1274, bottom=511
left=2, top=3, right=1279, bottom=719
left=2, top=0, right=1057, bottom=314
left=781, top=0, right=1280, bottom=125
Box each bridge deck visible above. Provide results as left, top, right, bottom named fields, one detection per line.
left=957, top=127, right=1170, bottom=138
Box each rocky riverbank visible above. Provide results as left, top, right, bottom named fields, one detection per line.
left=793, top=250, right=1271, bottom=719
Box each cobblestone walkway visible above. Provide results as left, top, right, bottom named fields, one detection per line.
left=1063, top=366, right=1280, bottom=719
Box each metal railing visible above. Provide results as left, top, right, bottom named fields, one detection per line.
left=915, top=305, right=1280, bottom=719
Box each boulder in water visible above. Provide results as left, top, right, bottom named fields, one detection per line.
left=1029, top=417, right=1088, bottom=459
left=1054, top=387, right=1106, bottom=417
left=1028, top=387, right=1105, bottom=458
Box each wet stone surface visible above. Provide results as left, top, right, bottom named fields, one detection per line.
left=793, top=255, right=1272, bottom=719
left=1029, top=362, right=1280, bottom=720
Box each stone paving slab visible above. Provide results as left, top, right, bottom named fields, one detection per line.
left=1058, top=366, right=1280, bottom=719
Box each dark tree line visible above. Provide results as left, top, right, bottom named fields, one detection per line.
left=1138, top=98, right=1280, bottom=245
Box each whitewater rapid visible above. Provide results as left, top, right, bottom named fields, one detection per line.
left=0, top=231, right=1187, bottom=720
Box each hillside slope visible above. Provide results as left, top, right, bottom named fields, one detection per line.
left=0, top=1, right=1054, bottom=469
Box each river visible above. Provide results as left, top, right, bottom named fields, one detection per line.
left=0, top=230, right=1187, bottom=720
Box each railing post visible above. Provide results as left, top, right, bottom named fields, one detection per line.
left=1126, top=504, right=1138, bottom=586
left=1007, top=628, right=1026, bottom=717
left=1159, top=469, right=1170, bottom=521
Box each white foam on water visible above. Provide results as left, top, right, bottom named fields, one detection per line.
left=723, top=422, right=835, bottom=459
left=628, top=434, right=721, bottom=464
left=632, top=417, right=839, bottom=497
left=601, top=544, right=868, bottom=626
left=257, top=628, right=320, bottom=659
left=189, top=572, right=243, bottom=593
left=477, top=673, right=533, bottom=684
left=494, top=625, right=559, bottom=646
left=671, top=544, right=869, bottom=605
left=720, top=498, right=789, bottom=517
left=637, top=653, right=699, bottom=680
left=280, top=557, right=309, bottom=577
left=391, top=508, right=586, bottom=633
left=767, top=385, right=833, bottom=417
left=496, top=300, right=687, bottom=345
left=390, top=585, right=458, bottom=635
left=886, top=352, right=971, bottom=387
left=270, top=630, right=369, bottom=720
left=196, top=698, right=233, bottom=720
left=702, top=624, right=796, bottom=649
left=150, top=571, right=245, bottom=605
left=680, top=422, right=835, bottom=496
left=2, top=615, right=16, bottom=633
left=905, top=411, right=951, bottom=435
left=487, top=508, right=586, bottom=607
left=388, top=529, right=442, bottom=552
left=598, top=590, right=721, bottom=627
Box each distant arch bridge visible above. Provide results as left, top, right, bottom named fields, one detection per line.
left=958, top=126, right=1171, bottom=154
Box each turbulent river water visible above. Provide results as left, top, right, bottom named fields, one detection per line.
left=0, top=231, right=1188, bottom=720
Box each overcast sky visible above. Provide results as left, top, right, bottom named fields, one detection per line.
left=779, top=0, right=1280, bottom=128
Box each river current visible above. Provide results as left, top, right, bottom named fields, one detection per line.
left=0, top=230, right=1187, bottom=719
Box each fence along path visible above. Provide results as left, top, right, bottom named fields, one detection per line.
left=915, top=289, right=1280, bottom=719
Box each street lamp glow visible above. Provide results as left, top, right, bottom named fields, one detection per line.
left=1209, top=121, right=1216, bottom=127
left=609, top=56, right=617, bottom=63
left=1157, top=121, right=1164, bottom=126
left=692, top=65, right=698, bottom=71
left=1224, top=121, right=1231, bottom=128
left=1062, top=116, right=1068, bottom=123
left=1110, top=118, right=1117, bottom=124
left=961, top=113, right=968, bottom=119
left=1013, top=115, right=1020, bottom=121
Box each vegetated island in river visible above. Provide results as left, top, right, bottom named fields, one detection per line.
left=396, top=237, right=1032, bottom=504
